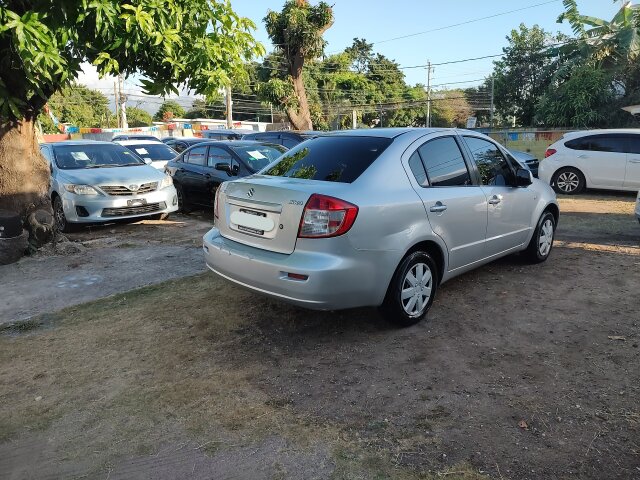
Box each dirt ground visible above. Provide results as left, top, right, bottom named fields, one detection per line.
left=0, top=212, right=213, bottom=324
left=0, top=192, right=639, bottom=479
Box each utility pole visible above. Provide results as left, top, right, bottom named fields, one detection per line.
left=426, top=61, right=433, bottom=128
left=118, top=74, right=128, bottom=129
left=378, top=104, right=383, bottom=128
left=490, top=75, right=495, bottom=129
left=352, top=109, right=357, bottom=129
left=270, top=103, right=274, bottom=124
left=225, top=85, right=233, bottom=128
left=114, top=81, right=119, bottom=128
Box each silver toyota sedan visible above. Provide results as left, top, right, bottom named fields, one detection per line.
left=40, top=141, right=178, bottom=232
left=203, top=128, right=559, bottom=326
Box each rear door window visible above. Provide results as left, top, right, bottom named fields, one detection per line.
left=565, top=135, right=626, bottom=153
left=418, top=136, right=472, bottom=186
left=463, top=136, right=514, bottom=186
left=264, top=136, right=392, bottom=183
left=185, top=146, right=207, bottom=166
left=207, top=147, right=234, bottom=167
left=624, top=135, right=640, bottom=154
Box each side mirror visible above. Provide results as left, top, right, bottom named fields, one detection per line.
left=144, top=158, right=153, bottom=165
left=515, top=168, right=533, bottom=187
left=215, top=163, right=239, bottom=176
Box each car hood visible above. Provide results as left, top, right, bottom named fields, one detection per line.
left=57, top=165, right=165, bottom=186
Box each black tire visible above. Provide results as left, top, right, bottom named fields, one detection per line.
left=379, top=251, right=438, bottom=327
left=551, top=167, right=585, bottom=195
left=524, top=211, right=555, bottom=264
left=52, top=196, right=76, bottom=233
left=175, top=184, right=191, bottom=213
left=149, top=213, right=170, bottom=221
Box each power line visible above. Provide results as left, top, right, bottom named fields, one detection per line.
left=371, top=0, right=561, bottom=45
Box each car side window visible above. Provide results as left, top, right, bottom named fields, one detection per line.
left=408, top=151, right=428, bottom=187
left=417, top=136, right=471, bottom=187
left=624, top=135, right=640, bottom=154
left=40, top=146, right=53, bottom=164
left=463, top=136, right=514, bottom=186
left=185, top=146, right=207, bottom=166
left=207, top=147, right=234, bottom=167
left=565, top=135, right=625, bottom=153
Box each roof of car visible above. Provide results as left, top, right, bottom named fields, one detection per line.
left=563, top=128, right=640, bottom=138
left=114, top=139, right=164, bottom=145
left=184, top=140, right=282, bottom=148
left=321, top=128, right=446, bottom=138
left=166, top=137, right=207, bottom=142
left=47, top=140, right=115, bottom=147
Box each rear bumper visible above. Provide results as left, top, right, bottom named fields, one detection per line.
left=61, top=186, right=178, bottom=223
left=635, top=197, right=640, bottom=222
left=202, top=228, right=394, bottom=310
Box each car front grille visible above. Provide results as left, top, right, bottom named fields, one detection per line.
left=100, top=182, right=158, bottom=196
left=101, top=202, right=165, bottom=217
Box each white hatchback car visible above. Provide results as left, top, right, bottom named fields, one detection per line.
left=539, top=130, right=640, bottom=194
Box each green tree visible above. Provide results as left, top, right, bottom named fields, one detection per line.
left=261, top=0, right=334, bottom=130
left=153, top=100, right=186, bottom=122
left=536, top=64, right=615, bottom=127
left=125, top=106, right=153, bottom=127
left=430, top=90, right=473, bottom=128
left=0, top=0, right=263, bottom=225
left=492, top=24, right=565, bottom=126
left=37, top=84, right=112, bottom=132
left=558, top=1, right=640, bottom=66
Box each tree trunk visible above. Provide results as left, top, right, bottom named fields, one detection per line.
left=287, top=53, right=313, bottom=131
left=0, top=118, right=51, bottom=217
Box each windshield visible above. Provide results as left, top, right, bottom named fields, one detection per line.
left=262, top=136, right=392, bottom=183
left=230, top=144, right=287, bottom=172
left=53, top=144, right=145, bottom=170
left=125, top=144, right=177, bottom=162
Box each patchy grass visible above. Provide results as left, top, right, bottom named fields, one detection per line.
left=0, top=273, right=487, bottom=478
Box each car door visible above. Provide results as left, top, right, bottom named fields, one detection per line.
left=407, top=134, right=489, bottom=271
left=567, top=134, right=627, bottom=188
left=623, top=134, right=640, bottom=190
left=462, top=135, right=535, bottom=258
left=205, top=146, right=239, bottom=206
left=178, top=146, right=209, bottom=205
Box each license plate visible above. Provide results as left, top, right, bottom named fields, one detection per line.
left=127, top=198, right=147, bottom=207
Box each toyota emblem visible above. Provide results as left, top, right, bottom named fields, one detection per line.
left=129, top=184, right=139, bottom=191
left=247, top=188, right=255, bottom=198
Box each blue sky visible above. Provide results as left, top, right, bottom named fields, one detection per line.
left=231, top=0, right=624, bottom=88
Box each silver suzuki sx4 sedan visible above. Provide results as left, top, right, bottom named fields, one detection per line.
left=203, top=128, right=559, bottom=326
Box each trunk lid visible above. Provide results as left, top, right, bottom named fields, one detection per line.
left=218, top=176, right=328, bottom=254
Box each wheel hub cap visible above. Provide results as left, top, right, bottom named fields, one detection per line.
left=538, top=219, right=554, bottom=256
left=557, top=172, right=579, bottom=193
left=401, top=262, right=433, bottom=316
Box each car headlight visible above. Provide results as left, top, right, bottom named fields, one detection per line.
left=64, top=184, right=99, bottom=195
left=159, top=175, right=173, bottom=189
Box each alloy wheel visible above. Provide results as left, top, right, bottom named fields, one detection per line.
left=556, top=171, right=580, bottom=193
left=401, top=262, right=433, bottom=316
left=53, top=199, right=66, bottom=232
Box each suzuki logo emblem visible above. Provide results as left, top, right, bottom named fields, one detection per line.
left=129, top=184, right=139, bottom=191
left=247, top=188, right=255, bottom=198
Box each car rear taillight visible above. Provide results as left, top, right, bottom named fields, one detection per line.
left=298, top=194, right=358, bottom=238
left=544, top=148, right=557, bottom=158
left=214, top=187, right=221, bottom=221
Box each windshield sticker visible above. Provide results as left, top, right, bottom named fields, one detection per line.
left=70, top=152, right=90, bottom=161
left=135, top=148, right=149, bottom=155
left=247, top=150, right=267, bottom=160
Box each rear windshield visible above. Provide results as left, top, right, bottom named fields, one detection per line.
left=230, top=144, right=287, bottom=172
left=125, top=143, right=177, bottom=162
left=262, top=136, right=392, bottom=183
left=53, top=144, right=145, bottom=169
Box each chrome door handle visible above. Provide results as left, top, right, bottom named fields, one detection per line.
left=429, top=202, right=447, bottom=213
left=488, top=195, right=501, bottom=205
